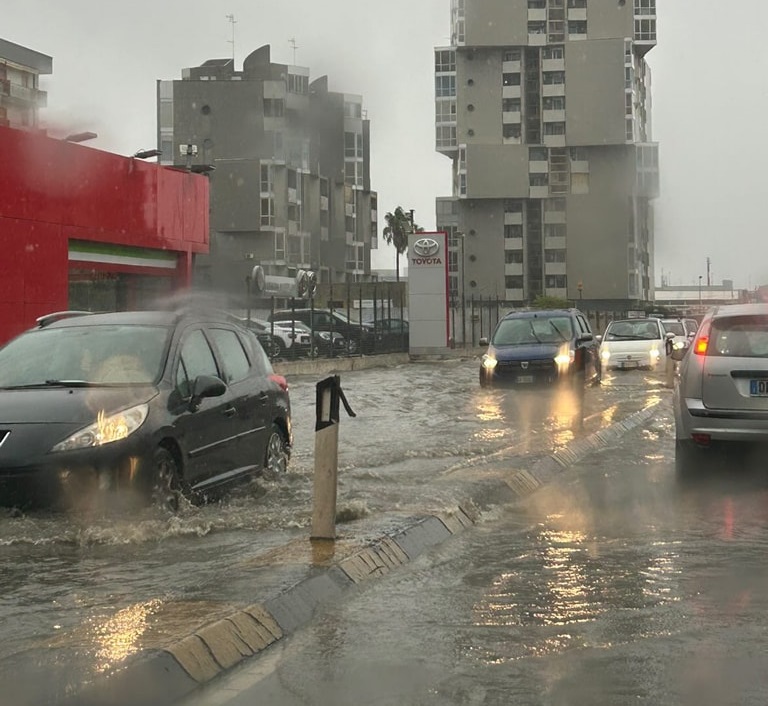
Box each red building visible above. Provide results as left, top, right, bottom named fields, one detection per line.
left=0, top=126, right=209, bottom=344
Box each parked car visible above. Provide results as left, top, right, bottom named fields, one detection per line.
left=272, top=319, right=347, bottom=356
left=598, top=318, right=674, bottom=371
left=231, top=316, right=312, bottom=358
left=478, top=308, right=600, bottom=388
left=268, top=308, right=379, bottom=354
left=672, top=303, right=768, bottom=478
left=0, top=309, right=291, bottom=509
left=366, top=317, right=409, bottom=350
left=661, top=318, right=694, bottom=353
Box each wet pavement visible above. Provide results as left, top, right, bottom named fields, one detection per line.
left=0, top=360, right=665, bottom=704
left=185, top=393, right=768, bottom=706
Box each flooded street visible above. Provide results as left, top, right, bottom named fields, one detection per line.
left=0, top=360, right=663, bottom=703
left=187, top=396, right=768, bottom=706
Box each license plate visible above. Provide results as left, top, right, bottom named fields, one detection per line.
left=620, top=361, right=638, bottom=369
left=750, top=379, right=768, bottom=396
left=516, top=375, right=534, bottom=384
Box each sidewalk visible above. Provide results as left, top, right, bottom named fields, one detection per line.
left=64, top=397, right=662, bottom=706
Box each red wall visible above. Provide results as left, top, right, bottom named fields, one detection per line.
left=0, top=126, right=209, bottom=343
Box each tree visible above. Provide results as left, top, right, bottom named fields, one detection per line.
left=532, top=294, right=570, bottom=309
left=382, top=207, right=422, bottom=283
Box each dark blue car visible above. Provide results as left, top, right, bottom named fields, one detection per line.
left=479, top=309, right=601, bottom=388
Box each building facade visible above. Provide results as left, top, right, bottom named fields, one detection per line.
left=435, top=0, right=659, bottom=314
left=158, top=45, right=378, bottom=301
left=0, top=38, right=51, bottom=130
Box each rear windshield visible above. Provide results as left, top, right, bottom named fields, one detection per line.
left=709, top=315, right=768, bottom=358
left=492, top=316, right=573, bottom=345
left=662, top=321, right=685, bottom=336
left=0, top=324, right=170, bottom=386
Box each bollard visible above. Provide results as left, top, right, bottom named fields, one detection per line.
left=665, top=354, right=675, bottom=388
left=311, top=375, right=356, bottom=540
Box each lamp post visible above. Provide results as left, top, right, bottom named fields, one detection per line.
left=698, top=275, right=703, bottom=308
left=460, top=232, right=466, bottom=346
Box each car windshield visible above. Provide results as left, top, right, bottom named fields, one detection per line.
left=0, top=325, right=170, bottom=387
left=492, top=316, right=573, bottom=346
left=662, top=321, right=685, bottom=336
left=605, top=320, right=661, bottom=341
left=709, top=315, right=768, bottom=358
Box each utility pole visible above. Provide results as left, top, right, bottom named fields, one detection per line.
left=706, top=257, right=712, bottom=286
left=289, top=38, right=299, bottom=65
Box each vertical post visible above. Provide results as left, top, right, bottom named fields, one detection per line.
left=358, top=284, right=364, bottom=353
left=471, top=295, right=476, bottom=347
left=460, top=234, right=466, bottom=347
left=311, top=376, right=340, bottom=540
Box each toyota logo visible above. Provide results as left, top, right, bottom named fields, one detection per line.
left=413, top=238, right=440, bottom=257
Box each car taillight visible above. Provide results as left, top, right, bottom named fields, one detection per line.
left=269, top=374, right=288, bottom=391
left=694, top=320, right=712, bottom=356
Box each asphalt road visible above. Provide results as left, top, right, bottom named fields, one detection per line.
left=184, top=380, right=768, bottom=706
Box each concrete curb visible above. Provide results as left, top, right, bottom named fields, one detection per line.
left=272, top=352, right=409, bottom=377
left=64, top=400, right=660, bottom=706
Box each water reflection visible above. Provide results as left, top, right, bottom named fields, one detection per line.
left=90, top=598, right=162, bottom=672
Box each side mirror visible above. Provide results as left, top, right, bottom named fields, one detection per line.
left=670, top=343, right=690, bottom=362
left=577, top=333, right=594, bottom=343
left=595, top=334, right=603, bottom=343
left=665, top=332, right=676, bottom=340
left=190, top=374, right=226, bottom=411
left=479, top=337, right=489, bottom=347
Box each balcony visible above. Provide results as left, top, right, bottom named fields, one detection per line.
left=542, top=84, right=566, bottom=97
left=542, top=58, right=565, bottom=72
left=530, top=185, right=550, bottom=199
left=528, top=33, right=547, bottom=46
left=529, top=160, right=548, bottom=173
left=505, top=263, right=524, bottom=276
left=502, top=111, right=522, bottom=124
left=502, top=85, right=522, bottom=99
left=544, top=263, right=567, bottom=276
left=543, top=134, right=566, bottom=147
left=543, top=109, right=566, bottom=122
left=504, top=212, right=523, bottom=225
left=528, top=8, right=547, bottom=21
left=502, top=60, right=522, bottom=73
left=544, top=236, right=567, bottom=250
left=568, top=7, right=587, bottom=20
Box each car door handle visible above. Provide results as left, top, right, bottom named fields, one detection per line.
left=223, top=406, right=237, bottom=418
left=258, top=392, right=269, bottom=404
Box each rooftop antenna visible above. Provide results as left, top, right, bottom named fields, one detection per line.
left=289, top=37, right=299, bottom=65
left=226, top=14, right=237, bottom=62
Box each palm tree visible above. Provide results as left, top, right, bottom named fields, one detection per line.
left=382, top=207, right=422, bottom=283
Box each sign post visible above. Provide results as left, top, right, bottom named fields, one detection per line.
left=407, top=231, right=450, bottom=355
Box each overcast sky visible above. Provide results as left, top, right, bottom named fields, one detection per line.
left=5, top=1, right=767, bottom=289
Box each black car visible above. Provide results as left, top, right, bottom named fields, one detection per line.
left=268, top=308, right=378, bottom=354
left=0, top=309, right=291, bottom=509
left=365, top=317, right=409, bottom=351
left=272, top=319, right=347, bottom=357
left=479, top=308, right=601, bottom=388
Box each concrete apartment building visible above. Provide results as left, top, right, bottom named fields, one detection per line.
left=0, top=39, right=51, bottom=130
left=157, top=45, right=378, bottom=298
left=435, top=0, right=659, bottom=311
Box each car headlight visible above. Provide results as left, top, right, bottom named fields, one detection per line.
left=650, top=348, right=661, bottom=359
left=51, top=403, right=149, bottom=452
left=482, top=355, right=498, bottom=370
left=318, top=331, right=331, bottom=340
left=601, top=349, right=611, bottom=361
left=554, top=350, right=574, bottom=366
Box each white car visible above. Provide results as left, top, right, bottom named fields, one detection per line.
left=599, top=318, right=674, bottom=371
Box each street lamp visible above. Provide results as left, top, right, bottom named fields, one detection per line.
left=698, top=275, right=703, bottom=308
left=460, top=232, right=466, bottom=346
left=64, top=131, right=98, bottom=143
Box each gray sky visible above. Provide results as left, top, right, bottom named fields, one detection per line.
left=5, top=1, right=766, bottom=289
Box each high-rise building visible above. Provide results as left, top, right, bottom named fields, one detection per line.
left=0, top=39, right=52, bottom=130
left=435, top=0, right=659, bottom=311
left=158, top=46, right=378, bottom=296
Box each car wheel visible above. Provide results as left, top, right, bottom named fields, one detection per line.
left=675, top=439, right=704, bottom=481
left=264, top=424, right=289, bottom=476
left=271, top=337, right=286, bottom=359
left=346, top=338, right=359, bottom=355
left=151, top=446, right=184, bottom=512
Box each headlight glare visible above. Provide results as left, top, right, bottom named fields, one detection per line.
left=482, top=355, right=498, bottom=370
left=601, top=349, right=611, bottom=361
left=52, top=403, right=149, bottom=452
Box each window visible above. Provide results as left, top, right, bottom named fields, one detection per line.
left=568, top=20, right=588, bottom=35
left=634, top=0, right=655, bottom=15
left=287, top=73, right=308, bottom=94
left=505, top=251, right=524, bottom=264
left=634, top=18, right=656, bottom=41
left=275, top=231, right=286, bottom=260
left=506, top=276, right=524, bottom=289
left=502, top=73, right=521, bottom=86
left=209, top=329, right=250, bottom=384
left=542, top=46, right=564, bottom=60
left=502, top=98, right=521, bottom=112
left=544, top=198, right=566, bottom=213
left=436, top=125, right=457, bottom=147
left=344, top=101, right=362, bottom=118
left=435, top=49, right=456, bottom=72
left=504, top=224, right=523, bottom=238
left=545, top=223, right=567, bottom=238
left=528, top=0, right=546, bottom=7
left=570, top=147, right=588, bottom=162
left=545, top=249, right=566, bottom=263
left=529, top=146, right=548, bottom=161
left=344, top=132, right=357, bottom=158
left=176, top=330, right=219, bottom=398
left=263, top=98, right=284, bottom=118
left=567, top=0, right=587, bottom=7
left=544, top=122, right=566, bottom=135
left=543, top=71, right=565, bottom=85
left=528, top=21, right=547, bottom=34
left=260, top=164, right=272, bottom=193
left=436, top=100, right=457, bottom=122
left=260, top=197, right=274, bottom=226
left=287, top=169, right=297, bottom=189
left=435, top=75, right=456, bottom=97
left=546, top=275, right=567, bottom=288
left=543, top=96, right=566, bottom=110
left=504, top=199, right=523, bottom=213
left=503, top=124, right=522, bottom=139
left=503, top=48, right=522, bottom=62
left=530, top=173, right=549, bottom=187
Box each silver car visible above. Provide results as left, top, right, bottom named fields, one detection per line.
left=672, top=303, right=768, bottom=477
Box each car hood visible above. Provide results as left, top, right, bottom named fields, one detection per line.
left=490, top=342, right=560, bottom=360
left=0, top=385, right=157, bottom=424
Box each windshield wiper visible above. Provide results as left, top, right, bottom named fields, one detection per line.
left=0, top=380, right=96, bottom=390
left=608, top=333, right=638, bottom=339
left=528, top=321, right=542, bottom=343
left=548, top=321, right=568, bottom=342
